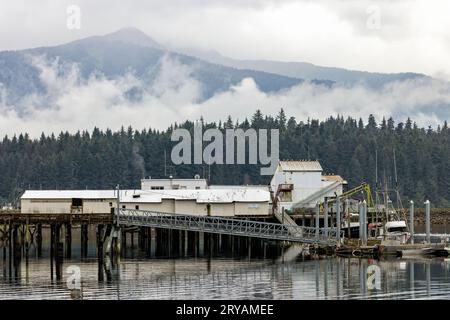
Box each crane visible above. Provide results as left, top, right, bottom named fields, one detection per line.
left=321, top=182, right=372, bottom=207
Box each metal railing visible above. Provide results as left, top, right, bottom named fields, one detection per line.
left=117, top=209, right=341, bottom=245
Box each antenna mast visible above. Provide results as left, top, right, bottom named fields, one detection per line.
left=393, top=148, right=406, bottom=222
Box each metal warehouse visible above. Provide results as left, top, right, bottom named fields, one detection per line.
left=21, top=188, right=271, bottom=217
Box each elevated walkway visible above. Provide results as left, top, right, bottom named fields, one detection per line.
left=117, top=209, right=341, bottom=245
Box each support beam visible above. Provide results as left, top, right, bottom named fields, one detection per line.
left=315, top=202, right=320, bottom=240
left=425, top=200, right=431, bottom=243
left=36, top=224, right=42, bottom=257
left=65, top=223, right=72, bottom=259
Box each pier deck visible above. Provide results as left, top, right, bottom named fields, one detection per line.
left=0, top=212, right=113, bottom=225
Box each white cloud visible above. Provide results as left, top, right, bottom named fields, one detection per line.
left=0, top=55, right=449, bottom=138
left=1, top=1, right=450, bottom=79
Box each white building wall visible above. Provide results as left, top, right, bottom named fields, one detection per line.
left=321, top=180, right=344, bottom=198
left=234, top=202, right=269, bottom=216
left=21, top=199, right=71, bottom=214
left=83, top=199, right=114, bottom=214
left=122, top=199, right=175, bottom=213
left=271, top=169, right=323, bottom=210
left=174, top=201, right=207, bottom=216
left=271, top=170, right=321, bottom=196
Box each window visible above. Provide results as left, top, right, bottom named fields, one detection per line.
left=387, top=227, right=406, bottom=233
left=135, top=205, right=139, bottom=210
left=281, top=191, right=292, bottom=202
left=109, top=202, right=113, bottom=207
left=72, top=198, right=82, bottom=206
left=151, top=186, right=164, bottom=190
left=122, top=205, right=126, bottom=209
left=195, top=187, right=201, bottom=190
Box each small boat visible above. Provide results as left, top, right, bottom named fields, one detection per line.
left=383, top=220, right=410, bottom=244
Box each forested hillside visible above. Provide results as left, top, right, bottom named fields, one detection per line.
left=1, top=110, right=449, bottom=206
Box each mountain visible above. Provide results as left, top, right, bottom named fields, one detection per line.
left=101, top=27, right=165, bottom=49
left=0, top=28, right=330, bottom=108
left=177, top=47, right=428, bottom=88
left=0, top=27, right=447, bottom=125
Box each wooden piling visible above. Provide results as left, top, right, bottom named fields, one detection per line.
left=130, top=229, right=134, bottom=249
left=36, top=224, right=42, bottom=257
left=65, top=223, right=72, bottom=259
left=50, top=224, right=55, bottom=280
left=97, top=224, right=104, bottom=263
left=81, top=224, right=88, bottom=258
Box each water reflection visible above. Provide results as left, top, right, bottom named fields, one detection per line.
left=1, top=231, right=450, bottom=299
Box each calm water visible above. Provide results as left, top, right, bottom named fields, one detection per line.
left=0, top=227, right=449, bottom=300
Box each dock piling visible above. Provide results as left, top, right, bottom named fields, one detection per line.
left=362, top=200, right=367, bottom=245
left=36, top=224, right=42, bottom=257
left=65, top=223, right=72, bottom=259
left=409, top=200, right=414, bottom=244
left=336, top=198, right=341, bottom=243
left=324, top=200, right=328, bottom=239
left=315, top=202, right=320, bottom=240
left=358, top=202, right=363, bottom=241
left=425, top=200, right=431, bottom=243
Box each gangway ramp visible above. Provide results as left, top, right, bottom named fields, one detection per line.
left=117, top=209, right=341, bottom=245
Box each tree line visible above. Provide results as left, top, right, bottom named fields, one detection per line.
left=1, top=110, right=449, bottom=207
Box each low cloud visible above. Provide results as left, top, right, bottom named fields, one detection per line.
left=0, top=55, right=449, bottom=138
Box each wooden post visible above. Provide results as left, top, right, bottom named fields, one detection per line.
left=198, top=232, right=204, bottom=257
left=130, top=230, right=134, bottom=249
left=184, top=230, right=188, bottom=257
left=120, top=229, right=125, bottom=257
left=97, top=224, right=104, bottom=263
left=66, top=223, right=72, bottom=259
left=36, top=224, right=42, bottom=257
left=149, top=228, right=156, bottom=257
left=81, top=224, right=88, bottom=258
left=50, top=224, right=55, bottom=280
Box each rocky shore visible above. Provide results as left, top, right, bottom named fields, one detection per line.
left=413, top=208, right=450, bottom=225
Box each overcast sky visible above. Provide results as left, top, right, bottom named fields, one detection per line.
left=1, top=0, right=450, bottom=79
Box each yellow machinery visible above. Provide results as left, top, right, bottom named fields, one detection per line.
left=321, top=182, right=372, bottom=207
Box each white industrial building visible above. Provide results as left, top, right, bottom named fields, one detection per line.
left=20, top=160, right=345, bottom=217
left=21, top=188, right=271, bottom=217
left=141, top=177, right=208, bottom=190
left=270, top=160, right=346, bottom=211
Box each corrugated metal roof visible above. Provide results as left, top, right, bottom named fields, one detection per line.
left=279, top=160, right=323, bottom=172
left=127, top=189, right=270, bottom=203
left=21, top=190, right=121, bottom=199
left=209, top=185, right=270, bottom=191
left=322, top=175, right=344, bottom=182
left=21, top=189, right=270, bottom=204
